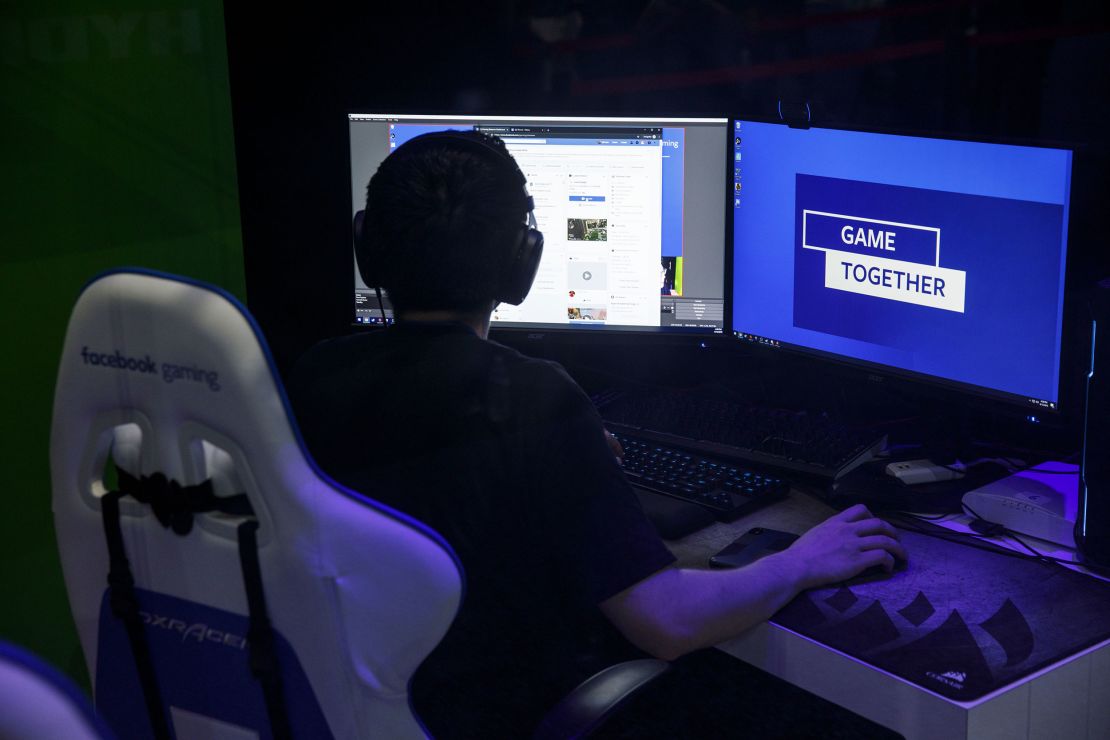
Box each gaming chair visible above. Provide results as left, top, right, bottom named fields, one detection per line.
left=50, top=269, right=666, bottom=739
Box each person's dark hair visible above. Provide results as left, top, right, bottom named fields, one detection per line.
left=360, top=130, right=529, bottom=314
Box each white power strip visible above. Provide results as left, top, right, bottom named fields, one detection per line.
left=885, top=458, right=966, bottom=485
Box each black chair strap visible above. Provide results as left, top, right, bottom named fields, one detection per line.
left=238, top=520, right=292, bottom=740
left=117, top=468, right=253, bottom=535
left=101, top=489, right=171, bottom=740
left=101, top=469, right=291, bottom=740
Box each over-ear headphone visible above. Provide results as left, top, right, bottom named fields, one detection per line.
left=353, top=130, right=545, bottom=306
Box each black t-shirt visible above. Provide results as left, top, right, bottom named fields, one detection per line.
left=287, top=322, right=675, bottom=737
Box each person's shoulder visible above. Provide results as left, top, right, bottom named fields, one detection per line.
left=287, top=331, right=386, bottom=406
left=484, top=339, right=576, bottom=388
left=293, top=332, right=378, bottom=376
left=484, top=339, right=594, bottom=415
left=301, top=331, right=378, bottom=361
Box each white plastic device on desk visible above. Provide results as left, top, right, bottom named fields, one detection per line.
left=961, top=461, right=1080, bottom=546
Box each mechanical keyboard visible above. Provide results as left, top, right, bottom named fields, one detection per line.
left=598, top=390, right=885, bottom=480
left=614, top=432, right=788, bottom=521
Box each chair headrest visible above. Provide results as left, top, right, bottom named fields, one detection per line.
left=53, top=266, right=461, bottom=560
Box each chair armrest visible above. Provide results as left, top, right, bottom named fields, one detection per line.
left=533, top=658, right=671, bottom=740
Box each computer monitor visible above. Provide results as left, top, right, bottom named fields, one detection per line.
left=730, top=119, right=1073, bottom=413
left=348, top=113, right=729, bottom=334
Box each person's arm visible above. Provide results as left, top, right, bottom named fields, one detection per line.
left=599, top=504, right=907, bottom=661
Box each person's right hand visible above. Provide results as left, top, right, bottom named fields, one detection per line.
left=784, top=504, right=908, bottom=589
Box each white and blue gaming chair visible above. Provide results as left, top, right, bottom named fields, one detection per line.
left=51, top=269, right=466, bottom=739
left=51, top=268, right=667, bottom=740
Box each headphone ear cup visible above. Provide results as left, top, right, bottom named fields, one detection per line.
left=353, top=209, right=382, bottom=288
left=499, top=226, right=544, bottom=305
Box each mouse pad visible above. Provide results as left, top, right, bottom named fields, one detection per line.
left=770, top=523, right=1110, bottom=701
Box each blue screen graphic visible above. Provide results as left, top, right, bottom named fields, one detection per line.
left=732, top=121, right=1071, bottom=406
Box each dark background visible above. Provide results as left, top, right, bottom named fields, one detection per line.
left=225, top=1, right=1110, bottom=452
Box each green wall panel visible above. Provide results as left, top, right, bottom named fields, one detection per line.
left=0, top=1, right=243, bottom=688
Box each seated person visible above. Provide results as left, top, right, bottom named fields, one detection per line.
left=288, top=131, right=906, bottom=737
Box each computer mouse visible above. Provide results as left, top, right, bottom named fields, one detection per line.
left=846, top=557, right=908, bottom=586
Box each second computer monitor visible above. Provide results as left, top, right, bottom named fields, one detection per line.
left=348, top=113, right=729, bottom=334
left=730, top=119, right=1072, bottom=412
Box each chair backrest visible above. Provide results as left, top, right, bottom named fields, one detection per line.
left=51, top=268, right=464, bottom=739
left=0, top=641, right=114, bottom=740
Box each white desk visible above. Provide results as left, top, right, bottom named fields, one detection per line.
left=668, top=490, right=1110, bottom=740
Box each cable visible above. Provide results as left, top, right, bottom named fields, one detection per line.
left=936, top=455, right=1081, bottom=477
left=889, top=512, right=984, bottom=541
left=889, top=510, right=1076, bottom=568
left=981, top=452, right=1080, bottom=475
left=374, top=286, right=388, bottom=326
left=1007, top=464, right=1080, bottom=475
left=969, top=439, right=1081, bottom=465
left=958, top=502, right=1076, bottom=568
left=1002, top=530, right=1075, bottom=565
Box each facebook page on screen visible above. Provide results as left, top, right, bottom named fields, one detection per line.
left=492, top=127, right=664, bottom=327
left=349, top=115, right=727, bottom=333
left=731, top=121, right=1071, bottom=408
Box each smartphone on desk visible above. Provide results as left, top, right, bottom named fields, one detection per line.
left=709, top=527, right=799, bottom=569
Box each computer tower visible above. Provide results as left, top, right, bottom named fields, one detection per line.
left=1077, top=278, right=1110, bottom=570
